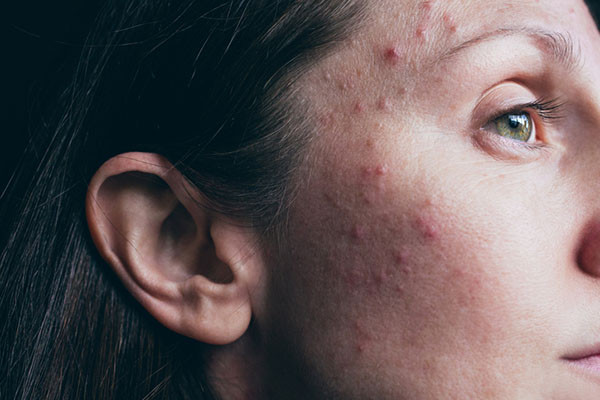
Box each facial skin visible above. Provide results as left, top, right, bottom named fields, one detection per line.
left=260, top=0, right=600, bottom=399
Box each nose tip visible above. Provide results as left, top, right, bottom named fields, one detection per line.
left=577, top=220, right=600, bottom=277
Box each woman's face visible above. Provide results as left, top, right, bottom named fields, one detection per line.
left=263, top=0, right=600, bottom=398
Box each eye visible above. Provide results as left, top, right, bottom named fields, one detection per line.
left=492, top=112, right=534, bottom=143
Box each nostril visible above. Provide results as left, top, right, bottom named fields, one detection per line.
left=577, top=220, right=600, bottom=277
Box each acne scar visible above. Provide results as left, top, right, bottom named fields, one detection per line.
left=377, top=97, right=392, bottom=112
left=420, top=1, right=433, bottom=12
left=324, top=192, right=340, bottom=208
left=318, top=112, right=335, bottom=130
left=361, top=164, right=388, bottom=178
left=443, top=13, right=457, bottom=33
left=374, top=266, right=393, bottom=286
left=414, top=213, right=440, bottom=240
left=394, top=249, right=410, bottom=265
left=353, top=320, right=372, bottom=354
left=350, top=224, right=367, bottom=240
left=353, top=102, right=365, bottom=114
left=343, top=267, right=371, bottom=289
left=394, top=283, right=405, bottom=295
left=337, top=79, right=355, bottom=91
left=375, top=164, right=388, bottom=176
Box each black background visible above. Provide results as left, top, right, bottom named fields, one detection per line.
left=2, top=1, right=600, bottom=193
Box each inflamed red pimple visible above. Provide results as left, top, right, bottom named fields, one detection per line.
left=384, top=46, right=402, bottom=65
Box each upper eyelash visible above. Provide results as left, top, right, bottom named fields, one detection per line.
left=526, top=97, right=565, bottom=122
left=494, top=97, right=566, bottom=123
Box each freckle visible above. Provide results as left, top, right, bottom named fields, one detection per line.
left=397, top=87, right=406, bottom=96
left=384, top=46, right=402, bottom=65
left=377, top=97, right=392, bottom=112
left=375, top=122, right=384, bottom=130
left=365, top=138, right=374, bottom=148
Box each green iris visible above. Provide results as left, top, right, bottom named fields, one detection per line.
left=493, top=112, right=533, bottom=142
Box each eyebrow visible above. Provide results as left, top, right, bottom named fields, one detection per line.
left=434, top=27, right=583, bottom=72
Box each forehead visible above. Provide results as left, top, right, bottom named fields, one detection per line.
left=300, top=0, right=594, bottom=124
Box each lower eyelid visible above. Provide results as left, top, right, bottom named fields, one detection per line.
left=472, top=126, right=551, bottom=162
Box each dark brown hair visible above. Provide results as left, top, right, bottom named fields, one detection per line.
left=0, top=1, right=364, bottom=399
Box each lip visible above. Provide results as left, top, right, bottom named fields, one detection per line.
left=562, top=344, right=600, bottom=379
left=563, top=343, right=600, bottom=361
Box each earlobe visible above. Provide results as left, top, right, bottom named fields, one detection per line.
left=86, top=152, right=264, bottom=344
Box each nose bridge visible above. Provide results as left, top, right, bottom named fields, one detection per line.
left=572, top=59, right=600, bottom=277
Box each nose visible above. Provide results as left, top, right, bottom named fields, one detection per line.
left=577, top=220, right=600, bottom=277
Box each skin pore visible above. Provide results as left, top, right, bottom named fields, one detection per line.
left=258, top=0, right=600, bottom=399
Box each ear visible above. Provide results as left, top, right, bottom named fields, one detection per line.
left=86, top=152, right=266, bottom=344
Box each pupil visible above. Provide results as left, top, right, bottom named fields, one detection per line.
left=508, top=115, right=521, bottom=129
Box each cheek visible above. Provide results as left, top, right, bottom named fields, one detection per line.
left=300, top=156, right=486, bottom=323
